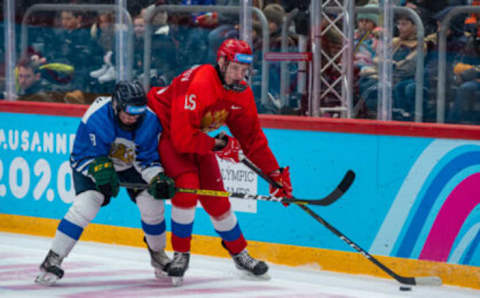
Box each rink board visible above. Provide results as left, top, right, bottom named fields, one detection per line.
left=1, top=101, right=480, bottom=289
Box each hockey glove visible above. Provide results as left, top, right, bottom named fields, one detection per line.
left=88, top=157, right=119, bottom=198
left=148, top=173, right=176, bottom=199
left=213, top=133, right=242, bottom=163
left=269, top=167, right=293, bottom=206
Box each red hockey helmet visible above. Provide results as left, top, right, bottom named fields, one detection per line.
left=217, top=39, right=253, bottom=65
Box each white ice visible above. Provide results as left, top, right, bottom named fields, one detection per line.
left=0, top=231, right=478, bottom=298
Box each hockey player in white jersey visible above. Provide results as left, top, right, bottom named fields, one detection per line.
left=35, top=80, right=175, bottom=286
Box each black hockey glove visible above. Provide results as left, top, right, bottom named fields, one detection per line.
left=148, top=173, right=176, bottom=199
left=88, top=157, right=119, bottom=199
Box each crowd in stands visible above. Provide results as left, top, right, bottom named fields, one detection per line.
left=2, top=0, right=480, bottom=125
left=352, top=0, right=480, bottom=124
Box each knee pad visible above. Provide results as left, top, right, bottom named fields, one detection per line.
left=64, top=190, right=103, bottom=228
left=136, top=190, right=165, bottom=225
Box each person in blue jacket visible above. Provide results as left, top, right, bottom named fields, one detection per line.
left=35, top=80, right=175, bottom=286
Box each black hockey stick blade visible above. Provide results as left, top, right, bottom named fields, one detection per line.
left=304, top=170, right=355, bottom=206
left=279, top=170, right=354, bottom=206
left=240, top=158, right=354, bottom=206
left=298, top=204, right=442, bottom=286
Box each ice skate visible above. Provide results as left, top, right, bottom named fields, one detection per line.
left=168, top=252, right=190, bottom=286
left=144, top=237, right=171, bottom=278
left=232, top=249, right=270, bottom=280
left=97, top=65, right=115, bottom=84
left=34, top=250, right=64, bottom=286
left=89, top=64, right=109, bottom=78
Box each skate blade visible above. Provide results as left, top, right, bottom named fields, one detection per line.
left=154, top=268, right=169, bottom=279
left=35, top=272, right=60, bottom=286
left=171, top=276, right=184, bottom=287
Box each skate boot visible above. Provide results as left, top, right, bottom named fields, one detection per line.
left=35, top=250, right=64, bottom=286
left=232, top=249, right=269, bottom=278
left=144, top=237, right=171, bottom=278
left=167, top=252, right=190, bottom=287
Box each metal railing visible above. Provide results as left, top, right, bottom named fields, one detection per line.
left=279, top=8, right=299, bottom=108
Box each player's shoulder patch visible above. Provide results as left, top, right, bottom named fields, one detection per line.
left=82, top=96, right=111, bottom=123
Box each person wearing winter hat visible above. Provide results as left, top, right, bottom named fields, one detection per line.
left=354, top=5, right=380, bottom=72
left=357, top=4, right=379, bottom=30
left=263, top=3, right=285, bottom=35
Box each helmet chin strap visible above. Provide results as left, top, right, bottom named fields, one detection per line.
left=215, top=63, right=247, bottom=93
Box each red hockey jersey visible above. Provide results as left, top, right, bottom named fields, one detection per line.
left=147, top=64, right=279, bottom=175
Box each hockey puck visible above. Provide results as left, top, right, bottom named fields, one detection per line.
left=399, top=286, right=412, bottom=291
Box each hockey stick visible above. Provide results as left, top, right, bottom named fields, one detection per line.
left=240, top=158, right=355, bottom=206
left=297, top=205, right=442, bottom=286
left=240, top=158, right=442, bottom=286
left=119, top=182, right=337, bottom=206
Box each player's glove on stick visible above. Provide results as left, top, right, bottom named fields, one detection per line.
left=269, top=167, right=293, bottom=206
left=213, top=133, right=242, bottom=163
left=148, top=173, right=175, bottom=199
left=88, top=156, right=119, bottom=198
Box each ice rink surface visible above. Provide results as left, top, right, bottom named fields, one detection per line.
left=1, top=232, right=479, bottom=298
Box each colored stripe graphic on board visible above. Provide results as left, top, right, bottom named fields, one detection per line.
left=371, top=140, right=480, bottom=266
left=419, top=173, right=480, bottom=261
left=371, top=141, right=480, bottom=254
left=397, top=151, right=480, bottom=258
left=462, top=229, right=480, bottom=265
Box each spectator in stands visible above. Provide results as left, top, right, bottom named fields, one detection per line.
left=264, top=3, right=296, bottom=49
left=353, top=4, right=380, bottom=117
left=16, top=58, right=52, bottom=102
left=133, top=13, right=146, bottom=78
left=403, top=1, right=436, bottom=36
left=207, top=0, right=241, bottom=63
left=446, top=18, right=480, bottom=124
left=144, top=2, right=181, bottom=84
left=448, top=62, right=480, bottom=124
left=175, top=0, right=217, bottom=69
left=43, top=10, right=103, bottom=93
left=89, top=12, right=116, bottom=86
left=354, top=5, right=379, bottom=72
left=463, top=0, right=480, bottom=37
left=391, top=13, right=426, bottom=120
left=206, top=0, right=268, bottom=64
left=359, top=13, right=424, bottom=120
left=90, top=12, right=115, bottom=56
left=424, top=7, right=468, bottom=122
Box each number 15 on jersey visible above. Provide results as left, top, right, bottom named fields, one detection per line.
left=184, top=94, right=197, bottom=111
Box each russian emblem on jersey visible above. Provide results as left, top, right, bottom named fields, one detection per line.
left=201, top=110, right=229, bottom=132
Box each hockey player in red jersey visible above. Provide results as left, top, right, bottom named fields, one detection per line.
left=147, top=38, right=293, bottom=286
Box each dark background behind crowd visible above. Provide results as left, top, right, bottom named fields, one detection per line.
left=2, top=0, right=480, bottom=125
